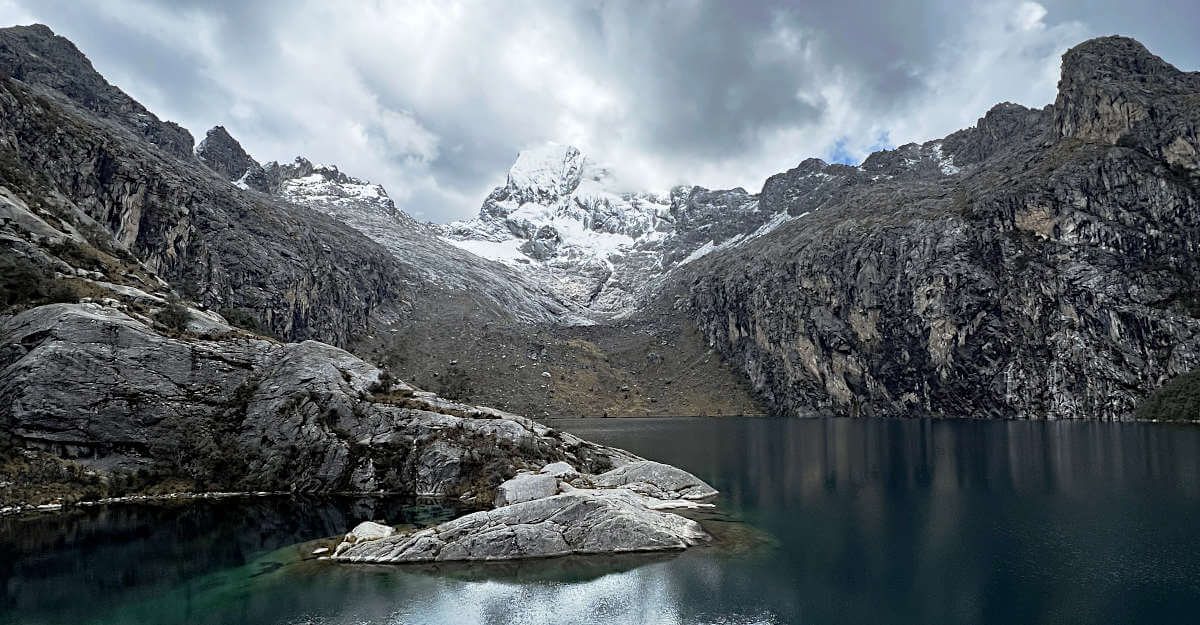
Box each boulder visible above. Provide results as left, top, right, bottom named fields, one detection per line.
left=539, top=461, right=577, bottom=479
left=590, top=460, right=718, bottom=500
left=345, top=521, right=395, bottom=543
left=0, top=304, right=639, bottom=500
left=494, top=472, right=558, bottom=506
left=332, top=457, right=719, bottom=564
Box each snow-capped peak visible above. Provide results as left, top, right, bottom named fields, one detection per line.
left=271, top=157, right=400, bottom=220
left=506, top=143, right=586, bottom=200
left=437, top=141, right=806, bottom=318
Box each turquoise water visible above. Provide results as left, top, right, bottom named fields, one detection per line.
left=4, top=417, right=1200, bottom=624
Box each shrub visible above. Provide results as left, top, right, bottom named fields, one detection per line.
left=1137, top=369, right=1200, bottom=421
left=0, top=255, right=49, bottom=307
left=368, top=369, right=395, bottom=394
left=0, top=256, right=77, bottom=308
left=44, top=282, right=79, bottom=303
left=157, top=297, right=192, bottom=332
left=437, top=365, right=472, bottom=401
left=220, top=307, right=265, bottom=333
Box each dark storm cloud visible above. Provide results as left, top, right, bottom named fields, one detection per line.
left=1, top=0, right=1196, bottom=220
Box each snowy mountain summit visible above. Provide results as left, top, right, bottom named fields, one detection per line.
left=441, top=143, right=790, bottom=316
left=195, top=126, right=582, bottom=324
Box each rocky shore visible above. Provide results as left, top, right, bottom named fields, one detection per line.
left=330, top=460, right=717, bottom=563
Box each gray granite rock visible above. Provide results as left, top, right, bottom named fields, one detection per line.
left=346, top=521, right=395, bottom=542
left=494, top=472, right=559, bottom=506
left=539, top=461, right=577, bottom=479
left=333, top=489, right=709, bottom=563
left=682, top=36, right=1200, bottom=420
left=0, top=303, right=637, bottom=497
left=332, top=456, right=718, bottom=563
left=589, top=460, right=719, bottom=500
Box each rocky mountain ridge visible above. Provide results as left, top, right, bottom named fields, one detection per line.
left=193, top=124, right=586, bottom=326
left=677, top=36, right=1200, bottom=420
left=0, top=17, right=1194, bottom=477
left=0, top=22, right=760, bottom=434
left=441, top=143, right=796, bottom=316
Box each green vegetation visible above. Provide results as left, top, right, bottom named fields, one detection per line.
left=368, top=369, right=395, bottom=394
left=437, top=365, right=472, bottom=401
left=1136, top=369, right=1200, bottom=421
left=220, top=307, right=264, bottom=332
left=0, top=255, right=78, bottom=310
left=156, top=296, right=191, bottom=332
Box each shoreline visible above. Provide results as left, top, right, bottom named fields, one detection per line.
left=0, top=489, right=477, bottom=518
left=0, top=490, right=290, bottom=517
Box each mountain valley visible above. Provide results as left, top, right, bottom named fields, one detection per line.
left=1, top=23, right=1198, bottom=512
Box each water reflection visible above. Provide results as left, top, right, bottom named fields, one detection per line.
left=563, top=417, right=1200, bottom=625
left=3, top=418, right=1200, bottom=625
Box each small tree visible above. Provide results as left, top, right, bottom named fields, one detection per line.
left=157, top=296, right=191, bottom=332
left=369, top=369, right=395, bottom=394
left=0, top=256, right=49, bottom=307
left=437, top=365, right=472, bottom=401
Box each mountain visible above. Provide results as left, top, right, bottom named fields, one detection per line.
left=442, top=143, right=792, bottom=316
left=0, top=23, right=655, bottom=509
left=675, top=36, right=1200, bottom=420
left=0, top=19, right=1195, bottom=500
left=193, top=125, right=584, bottom=327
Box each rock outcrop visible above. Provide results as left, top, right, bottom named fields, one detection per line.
left=331, top=460, right=714, bottom=563
left=0, top=24, right=194, bottom=159
left=0, top=303, right=635, bottom=498
left=679, top=36, right=1200, bottom=420
left=494, top=472, right=558, bottom=506
left=195, top=126, right=262, bottom=187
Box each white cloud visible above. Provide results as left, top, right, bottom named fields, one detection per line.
left=6, top=0, right=1190, bottom=222
left=0, top=0, right=35, bottom=26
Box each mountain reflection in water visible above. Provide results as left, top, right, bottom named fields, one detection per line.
left=2, top=417, right=1199, bottom=625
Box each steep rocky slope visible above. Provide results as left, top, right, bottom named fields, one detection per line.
left=194, top=126, right=583, bottom=326
left=0, top=24, right=575, bottom=348
left=678, top=37, right=1200, bottom=420
left=4, top=22, right=1194, bottom=433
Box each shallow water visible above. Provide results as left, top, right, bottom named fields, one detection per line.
left=4, top=417, right=1200, bottom=624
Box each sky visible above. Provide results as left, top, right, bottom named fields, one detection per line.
left=0, top=1, right=1196, bottom=222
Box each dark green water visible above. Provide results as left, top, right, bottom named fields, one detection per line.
left=4, top=417, right=1200, bottom=624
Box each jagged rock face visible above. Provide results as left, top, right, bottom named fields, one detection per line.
left=0, top=29, right=416, bottom=345
left=1054, top=36, right=1200, bottom=177
left=269, top=157, right=399, bottom=218
left=0, top=25, right=193, bottom=160
left=189, top=124, right=584, bottom=325
left=0, top=25, right=580, bottom=344
left=0, top=304, right=635, bottom=496
left=681, top=36, right=1200, bottom=421
left=195, top=126, right=261, bottom=186
left=442, top=144, right=793, bottom=315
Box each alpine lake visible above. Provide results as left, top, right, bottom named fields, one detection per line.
left=4, top=416, right=1200, bottom=625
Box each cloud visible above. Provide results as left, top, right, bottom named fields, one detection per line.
left=1, top=0, right=1196, bottom=221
